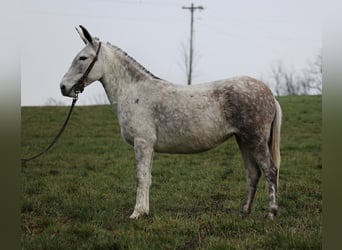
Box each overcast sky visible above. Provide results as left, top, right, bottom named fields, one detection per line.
left=21, top=0, right=322, bottom=106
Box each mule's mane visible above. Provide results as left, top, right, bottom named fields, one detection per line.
left=106, top=42, right=161, bottom=81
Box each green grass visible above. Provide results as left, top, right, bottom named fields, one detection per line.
left=21, top=95, right=321, bottom=249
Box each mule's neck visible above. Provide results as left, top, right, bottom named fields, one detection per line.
left=100, top=43, right=160, bottom=107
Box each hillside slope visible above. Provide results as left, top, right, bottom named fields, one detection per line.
left=21, top=95, right=321, bottom=249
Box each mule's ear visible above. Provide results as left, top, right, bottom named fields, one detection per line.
left=76, top=25, right=93, bottom=45
left=75, top=26, right=88, bottom=44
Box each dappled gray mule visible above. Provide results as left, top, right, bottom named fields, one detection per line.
left=60, top=26, right=282, bottom=219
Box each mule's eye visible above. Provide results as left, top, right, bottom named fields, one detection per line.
left=79, top=56, right=88, bottom=61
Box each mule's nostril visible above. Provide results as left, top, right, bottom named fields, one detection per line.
left=61, top=85, right=67, bottom=95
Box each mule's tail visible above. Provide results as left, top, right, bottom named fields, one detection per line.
left=270, top=99, right=282, bottom=185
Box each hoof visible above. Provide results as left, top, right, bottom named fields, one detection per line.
left=129, top=210, right=148, bottom=219
left=266, top=212, right=275, bottom=220
left=240, top=205, right=251, bottom=217
left=265, top=206, right=278, bottom=219
left=129, top=211, right=141, bottom=219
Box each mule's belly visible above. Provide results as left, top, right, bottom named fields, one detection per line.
left=154, top=132, right=234, bottom=154
left=153, top=118, right=236, bottom=154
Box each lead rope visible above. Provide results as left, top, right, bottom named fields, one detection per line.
left=21, top=94, right=79, bottom=165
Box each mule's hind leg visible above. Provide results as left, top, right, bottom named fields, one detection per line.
left=236, top=136, right=261, bottom=215
left=249, top=142, right=278, bottom=219
left=130, top=138, right=154, bottom=219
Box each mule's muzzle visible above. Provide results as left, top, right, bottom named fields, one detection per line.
left=60, top=83, right=83, bottom=98
left=60, top=84, right=67, bottom=96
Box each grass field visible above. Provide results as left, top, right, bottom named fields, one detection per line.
left=21, top=95, right=321, bottom=249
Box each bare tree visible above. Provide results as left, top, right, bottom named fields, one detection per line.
left=283, top=69, right=300, bottom=95
left=270, top=61, right=285, bottom=96
left=178, top=41, right=201, bottom=84
left=179, top=42, right=190, bottom=83
left=268, top=52, right=322, bottom=96
left=270, top=61, right=299, bottom=96
left=302, top=52, right=322, bottom=94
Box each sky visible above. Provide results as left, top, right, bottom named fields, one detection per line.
left=21, top=0, right=322, bottom=106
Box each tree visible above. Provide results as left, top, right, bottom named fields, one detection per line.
left=268, top=52, right=322, bottom=96
left=178, top=41, right=201, bottom=85
left=270, top=61, right=285, bottom=96
left=270, top=61, right=300, bottom=96
left=302, top=53, right=322, bottom=94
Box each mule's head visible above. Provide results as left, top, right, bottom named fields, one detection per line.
left=60, top=25, right=104, bottom=98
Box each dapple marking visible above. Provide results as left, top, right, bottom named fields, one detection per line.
left=60, top=26, right=282, bottom=219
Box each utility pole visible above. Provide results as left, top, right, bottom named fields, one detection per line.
left=182, top=3, right=204, bottom=85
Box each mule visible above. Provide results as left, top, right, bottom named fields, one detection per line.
left=60, top=26, right=282, bottom=219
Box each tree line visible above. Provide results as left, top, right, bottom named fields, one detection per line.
left=266, top=52, right=322, bottom=96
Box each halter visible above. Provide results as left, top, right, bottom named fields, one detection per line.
left=73, top=42, right=102, bottom=95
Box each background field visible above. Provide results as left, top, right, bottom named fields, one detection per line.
left=21, top=95, right=321, bottom=249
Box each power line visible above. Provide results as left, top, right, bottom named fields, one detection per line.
left=182, top=3, right=204, bottom=85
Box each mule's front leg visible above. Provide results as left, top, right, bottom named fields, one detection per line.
left=130, top=138, right=154, bottom=219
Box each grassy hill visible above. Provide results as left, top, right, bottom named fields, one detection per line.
left=21, top=95, right=321, bottom=249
